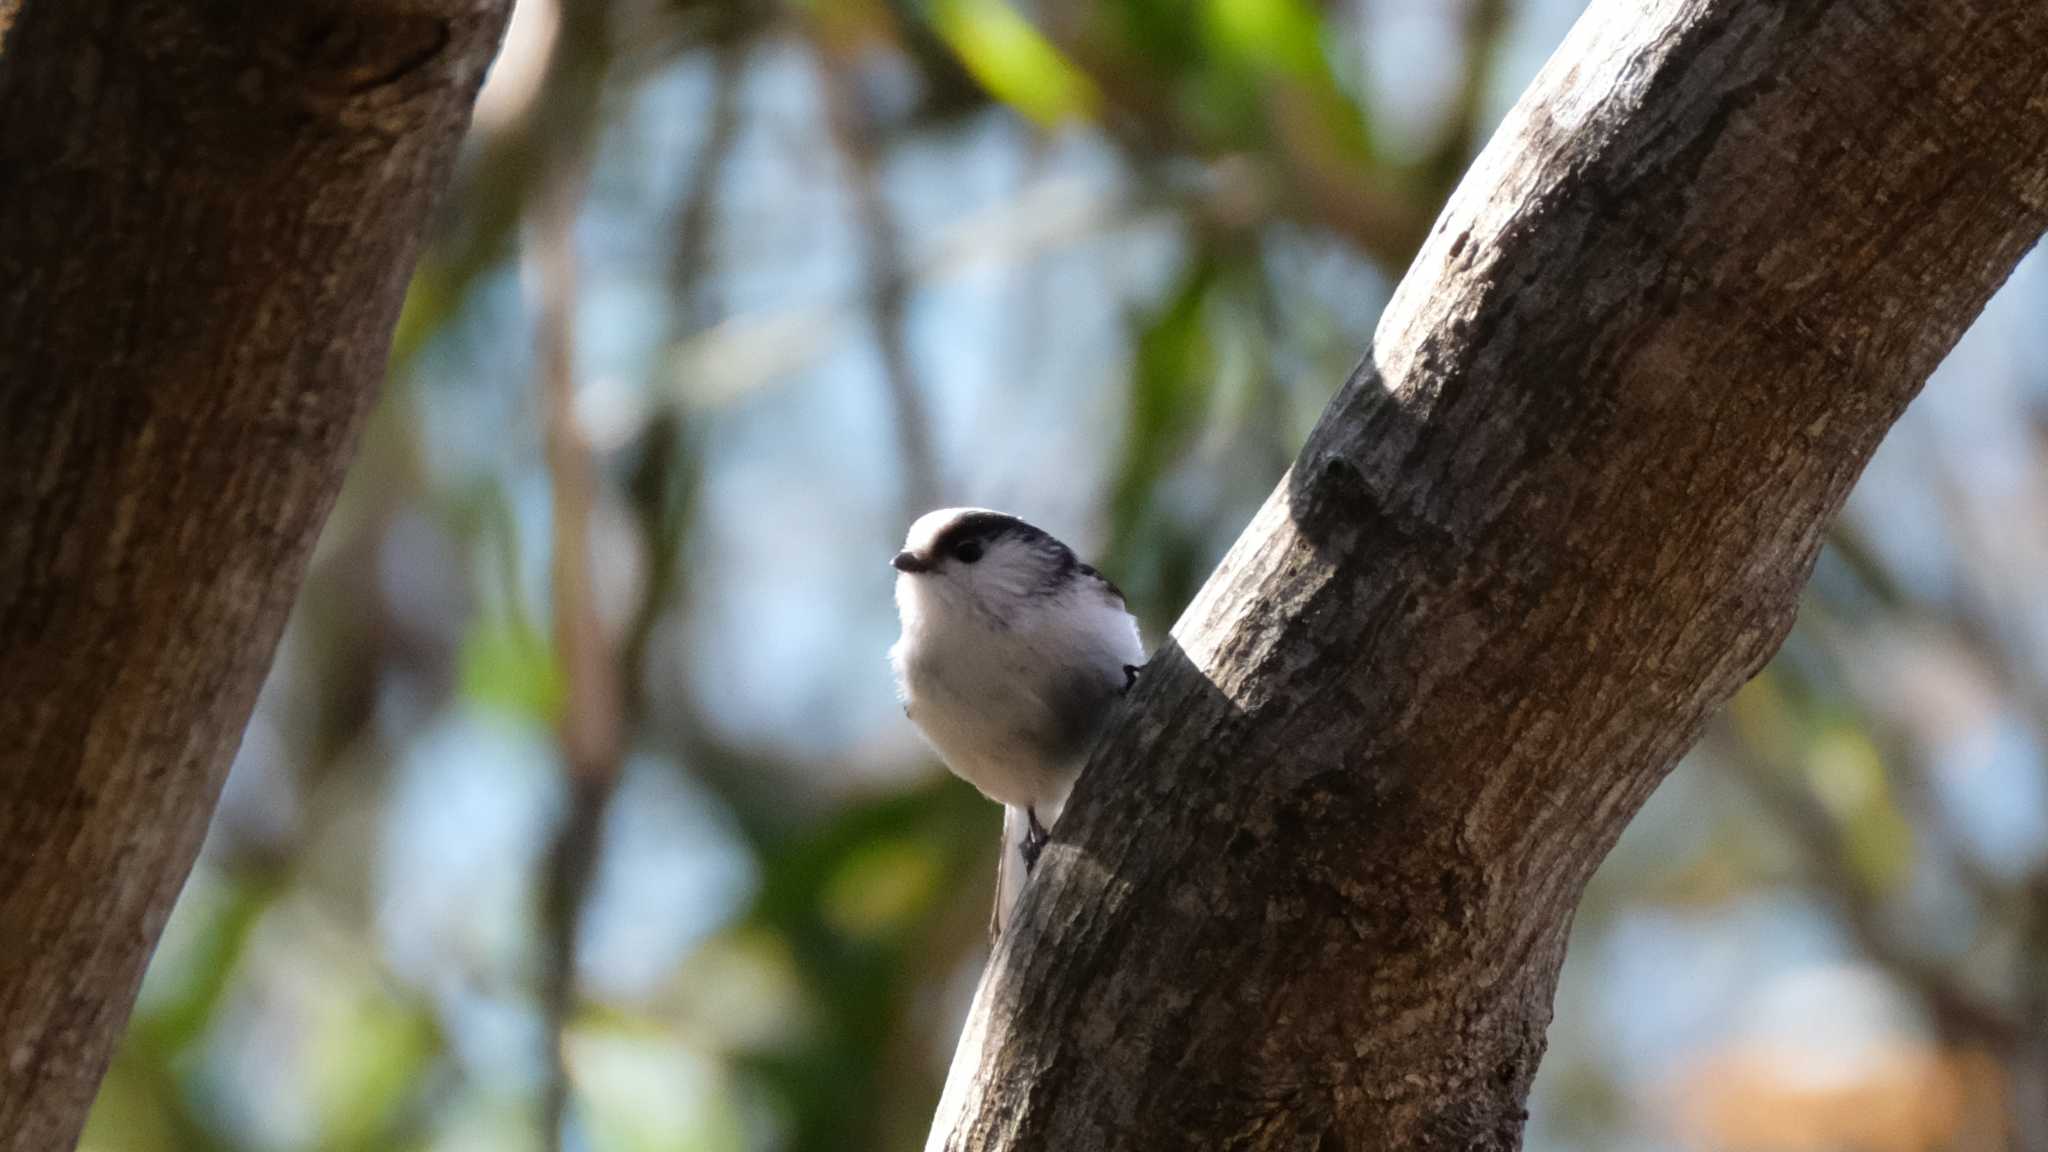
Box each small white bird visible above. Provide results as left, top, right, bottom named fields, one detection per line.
left=889, top=508, right=1145, bottom=937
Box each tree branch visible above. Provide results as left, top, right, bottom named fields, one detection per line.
left=818, top=38, right=945, bottom=519
left=928, top=3, right=2048, bottom=1149
left=620, top=39, right=743, bottom=716
left=1423, top=0, right=1510, bottom=200
left=396, top=0, right=617, bottom=368
left=1708, top=724, right=2021, bottom=1051
left=0, top=3, right=512, bottom=1149
left=533, top=137, right=617, bottom=1152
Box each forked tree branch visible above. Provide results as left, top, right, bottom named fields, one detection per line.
left=930, top=2, right=2048, bottom=1148
left=0, top=3, right=512, bottom=1149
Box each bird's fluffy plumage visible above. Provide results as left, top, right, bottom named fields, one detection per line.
left=889, top=507, right=1144, bottom=934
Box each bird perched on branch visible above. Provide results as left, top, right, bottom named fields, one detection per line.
left=889, top=508, right=1145, bottom=939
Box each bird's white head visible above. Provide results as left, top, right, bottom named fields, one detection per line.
left=891, top=507, right=1092, bottom=626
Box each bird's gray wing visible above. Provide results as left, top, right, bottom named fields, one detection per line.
left=1032, top=661, right=1124, bottom=766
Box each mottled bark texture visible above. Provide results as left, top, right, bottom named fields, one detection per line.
left=931, top=2, right=2048, bottom=1150
left=0, top=3, right=510, bottom=1149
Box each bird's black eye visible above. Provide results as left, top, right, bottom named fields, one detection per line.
left=952, top=539, right=984, bottom=564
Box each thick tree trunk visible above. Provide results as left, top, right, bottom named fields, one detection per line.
left=0, top=4, right=510, bottom=1149
left=930, top=2, right=2048, bottom=1149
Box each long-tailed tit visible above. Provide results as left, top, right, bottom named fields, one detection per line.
left=889, top=508, right=1145, bottom=938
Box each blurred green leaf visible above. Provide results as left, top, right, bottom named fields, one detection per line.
left=821, top=837, right=941, bottom=942
left=1728, top=672, right=1800, bottom=762
left=1093, top=0, right=1378, bottom=165
left=130, top=869, right=281, bottom=1057
left=1108, top=255, right=1222, bottom=618
left=316, top=994, right=439, bottom=1150
left=77, top=1063, right=182, bottom=1152
left=399, top=1092, right=541, bottom=1152
left=667, top=928, right=813, bottom=1053
left=926, top=0, right=1097, bottom=126
left=569, top=1020, right=745, bottom=1152
left=459, top=616, right=564, bottom=721
left=389, top=264, right=456, bottom=372
left=1733, top=673, right=1921, bottom=894
left=1112, top=257, right=1218, bottom=536
left=1808, top=720, right=1916, bottom=891
left=1203, top=0, right=1326, bottom=79
left=733, top=779, right=990, bottom=1152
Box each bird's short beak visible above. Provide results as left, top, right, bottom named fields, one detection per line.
left=892, top=550, right=932, bottom=574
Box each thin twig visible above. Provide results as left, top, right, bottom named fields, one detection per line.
left=619, top=44, right=744, bottom=720
left=1823, top=515, right=2048, bottom=1145
left=1919, top=443, right=2048, bottom=738
left=532, top=141, right=621, bottom=1152
left=1797, top=598, right=2020, bottom=916
left=1708, top=725, right=2022, bottom=1052
left=638, top=43, right=841, bottom=847
left=1912, top=451, right=2048, bottom=1149
left=817, top=42, right=944, bottom=520
left=1424, top=0, right=1510, bottom=200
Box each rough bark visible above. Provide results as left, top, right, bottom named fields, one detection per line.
left=0, top=4, right=511, bottom=1149
left=930, top=2, right=2048, bottom=1150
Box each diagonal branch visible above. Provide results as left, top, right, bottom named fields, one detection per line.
left=928, top=3, right=2048, bottom=1149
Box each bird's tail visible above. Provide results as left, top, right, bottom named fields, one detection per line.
left=991, top=804, right=1030, bottom=942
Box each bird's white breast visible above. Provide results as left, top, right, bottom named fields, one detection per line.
left=891, top=576, right=1142, bottom=813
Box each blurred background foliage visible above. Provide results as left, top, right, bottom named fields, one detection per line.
left=79, top=1, right=2048, bottom=1149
